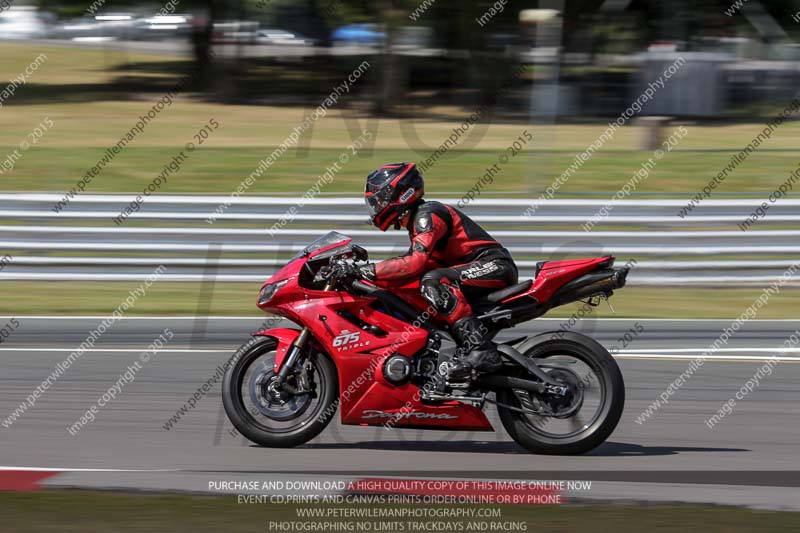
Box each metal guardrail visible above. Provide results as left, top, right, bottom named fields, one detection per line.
left=5, top=193, right=800, bottom=206
left=0, top=194, right=798, bottom=285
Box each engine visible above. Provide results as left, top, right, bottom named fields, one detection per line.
left=382, top=355, right=412, bottom=385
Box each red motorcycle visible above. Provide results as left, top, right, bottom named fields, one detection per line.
left=222, top=232, right=628, bottom=455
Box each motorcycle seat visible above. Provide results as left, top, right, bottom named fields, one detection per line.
left=479, top=279, right=533, bottom=304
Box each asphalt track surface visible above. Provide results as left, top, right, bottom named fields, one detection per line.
left=1, top=317, right=799, bottom=508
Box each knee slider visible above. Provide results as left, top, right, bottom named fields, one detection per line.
left=420, top=279, right=457, bottom=315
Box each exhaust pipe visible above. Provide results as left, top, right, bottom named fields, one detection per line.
left=552, top=267, right=629, bottom=306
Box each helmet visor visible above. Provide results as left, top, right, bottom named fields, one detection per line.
left=365, top=186, right=395, bottom=219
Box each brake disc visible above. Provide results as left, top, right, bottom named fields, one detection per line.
left=249, top=366, right=312, bottom=421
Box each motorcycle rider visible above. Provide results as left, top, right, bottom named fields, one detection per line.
left=348, top=162, right=518, bottom=380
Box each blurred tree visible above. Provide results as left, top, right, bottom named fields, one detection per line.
left=32, top=0, right=800, bottom=111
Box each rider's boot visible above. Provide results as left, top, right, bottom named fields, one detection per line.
left=447, top=316, right=502, bottom=381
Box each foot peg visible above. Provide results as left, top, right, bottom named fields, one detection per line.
left=447, top=316, right=502, bottom=381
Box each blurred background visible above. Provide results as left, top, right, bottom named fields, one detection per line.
left=5, top=0, right=800, bottom=114
left=3, top=4, right=800, bottom=528
left=1, top=0, right=799, bottom=316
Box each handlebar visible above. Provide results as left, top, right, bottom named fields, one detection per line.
left=318, top=257, right=378, bottom=296
left=351, top=279, right=378, bottom=296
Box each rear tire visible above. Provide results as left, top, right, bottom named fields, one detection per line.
left=222, top=336, right=338, bottom=448
left=497, top=332, right=624, bottom=455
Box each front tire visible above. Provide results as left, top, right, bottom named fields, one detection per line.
left=497, top=332, right=624, bottom=455
left=222, top=336, right=338, bottom=448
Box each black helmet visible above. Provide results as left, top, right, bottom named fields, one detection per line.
left=364, top=162, right=424, bottom=231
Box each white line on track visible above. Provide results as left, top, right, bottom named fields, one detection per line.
left=0, top=347, right=798, bottom=362
left=0, top=466, right=179, bottom=472
left=613, top=354, right=800, bottom=362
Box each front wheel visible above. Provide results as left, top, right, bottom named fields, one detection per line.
left=222, top=336, right=338, bottom=448
left=496, top=332, right=625, bottom=455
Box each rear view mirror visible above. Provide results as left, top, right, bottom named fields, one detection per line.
left=351, top=245, right=368, bottom=261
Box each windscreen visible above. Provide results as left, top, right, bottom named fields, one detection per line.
left=290, top=231, right=350, bottom=260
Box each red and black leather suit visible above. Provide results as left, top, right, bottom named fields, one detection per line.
left=367, top=200, right=518, bottom=325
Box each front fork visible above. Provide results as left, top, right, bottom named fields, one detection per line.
left=273, top=278, right=335, bottom=386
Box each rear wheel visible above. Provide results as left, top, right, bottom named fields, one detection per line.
left=496, top=332, right=624, bottom=455
left=222, top=336, right=338, bottom=448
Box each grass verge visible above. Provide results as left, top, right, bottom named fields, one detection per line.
left=2, top=282, right=798, bottom=318
left=6, top=144, right=800, bottom=197
left=2, top=43, right=799, bottom=196
left=1, top=490, right=799, bottom=533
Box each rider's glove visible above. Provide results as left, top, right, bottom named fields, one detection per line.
left=359, top=263, right=376, bottom=281
left=332, top=262, right=376, bottom=283
left=332, top=262, right=361, bottom=281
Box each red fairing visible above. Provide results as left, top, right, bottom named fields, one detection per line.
left=505, top=256, right=615, bottom=305
left=252, top=328, right=301, bottom=372
left=253, top=234, right=613, bottom=432
left=343, top=377, right=493, bottom=430
left=255, top=241, right=490, bottom=430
